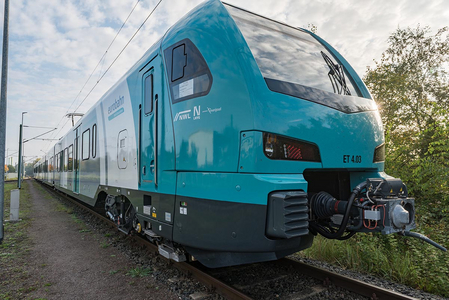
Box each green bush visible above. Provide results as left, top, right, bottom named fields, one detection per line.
left=303, top=25, right=449, bottom=297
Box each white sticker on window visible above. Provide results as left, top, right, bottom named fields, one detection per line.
left=178, top=79, right=194, bottom=98
left=179, top=207, right=188, bottom=215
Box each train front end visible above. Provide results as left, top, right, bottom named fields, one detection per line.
left=225, top=3, right=446, bottom=255
left=159, top=0, right=445, bottom=268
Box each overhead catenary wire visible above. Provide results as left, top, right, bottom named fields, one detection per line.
left=5, top=151, right=18, bottom=159
left=69, top=0, right=142, bottom=114
left=23, top=125, right=57, bottom=129
left=46, top=0, right=164, bottom=152
left=43, top=0, right=143, bottom=151
left=72, top=0, right=164, bottom=114
left=44, top=118, right=70, bottom=151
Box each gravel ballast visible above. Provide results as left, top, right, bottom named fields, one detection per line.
left=25, top=180, right=219, bottom=300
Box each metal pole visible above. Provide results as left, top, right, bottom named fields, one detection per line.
left=0, top=0, right=10, bottom=243
left=17, top=124, right=22, bottom=188
left=21, top=113, right=25, bottom=182
left=17, top=112, right=26, bottom=188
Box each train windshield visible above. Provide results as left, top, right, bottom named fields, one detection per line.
left=225, top=4, right=363, bottom=98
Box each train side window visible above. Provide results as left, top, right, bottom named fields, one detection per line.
left=144, top=75, right=153, bottom=115
left=92, top=125, right=97, bottom=158
left=172, top=45, right=186, bottom=81
left=164, top=39, right=212, bottom=103
left=68, top=145, right=73, bottom=171
left=82, top=129, right=90, bottom=160
left=60, top=151, right=64, bottom=172
left=64, top=148, right=68, bottom=171
left=50, top=156, right=53, bottom=171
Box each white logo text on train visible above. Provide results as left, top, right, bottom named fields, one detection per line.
left=202, top=107, right=222, bottom=114
left=173, top=109, right=191, bottom=122
left=108, top=95, right=125, bottom=115
left=173, top=105, right=222, bottom=122
left=193, top=105, right=201, bottom=120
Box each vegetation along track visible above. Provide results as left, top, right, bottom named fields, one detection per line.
left=38, top=180, right=418, bottom=300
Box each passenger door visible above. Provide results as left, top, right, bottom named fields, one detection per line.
left=138, top=55, right=177, bottom=240
left=74, top=126, right=80, bottom=194
left=139, top=64, right=157, bottom=190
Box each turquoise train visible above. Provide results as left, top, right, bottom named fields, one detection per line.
left=35, top=0, right=441, bottom=268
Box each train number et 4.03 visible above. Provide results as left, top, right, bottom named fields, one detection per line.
left=343, top=155, right=362, bottom=163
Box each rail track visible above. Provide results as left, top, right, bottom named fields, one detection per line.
left=38, top=180, right=418, bottom=300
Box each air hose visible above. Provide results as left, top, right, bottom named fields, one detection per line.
left=400, top=231, right=447, bottom=252
left=310, top=181, right=367, bottom=239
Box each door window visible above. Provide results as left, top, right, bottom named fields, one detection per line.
left=144, top=75, right=153, bottom=115
left=82, top=129, right=90, bottom=160
left=118, top=129, right=128, bottom=169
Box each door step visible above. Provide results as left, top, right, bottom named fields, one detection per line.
left=158, top=244, right=186, bottom=262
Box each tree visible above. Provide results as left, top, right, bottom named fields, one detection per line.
left=25, top=163, right=34, bottom=176
left=6, top=164, right=15, bottom=173
left=364, top=25, right=449, bottom=215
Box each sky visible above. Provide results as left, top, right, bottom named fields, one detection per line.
left=1, top=0, right=448, bottom=166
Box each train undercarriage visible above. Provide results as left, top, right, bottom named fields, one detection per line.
left=100, top=174, right=446, bottom=268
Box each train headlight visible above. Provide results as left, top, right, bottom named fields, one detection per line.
left=373, top=143, right=385, bottom=163
left=264, top=139, right=274, bottom=158
left=263, top=133, right=321, bottom=162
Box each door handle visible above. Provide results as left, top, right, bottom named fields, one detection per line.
left=149, top=160, right=155, bottom=174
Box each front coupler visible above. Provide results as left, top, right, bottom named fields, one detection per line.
left=309, top=178, right=446, bottom=251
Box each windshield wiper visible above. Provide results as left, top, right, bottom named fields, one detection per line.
left=321, top=51, right=351, bottom=96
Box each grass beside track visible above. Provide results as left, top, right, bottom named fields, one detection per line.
left=301, top=210, right=449, bottom=297
left=0, top=181, right=37, bottom=299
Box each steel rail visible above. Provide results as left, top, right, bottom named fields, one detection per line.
left=278, top=258, right=417, bottom=300
left=37, top=181, right=252, bottom=300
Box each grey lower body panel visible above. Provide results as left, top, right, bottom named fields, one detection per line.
left=172, top=196, right=313, bottom=268
left=72, top=184, right=313, bottom=268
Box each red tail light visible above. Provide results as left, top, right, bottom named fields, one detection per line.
left=263, top=133, right=321, bottom=162
left=373, top=143, right=385, bottom=163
